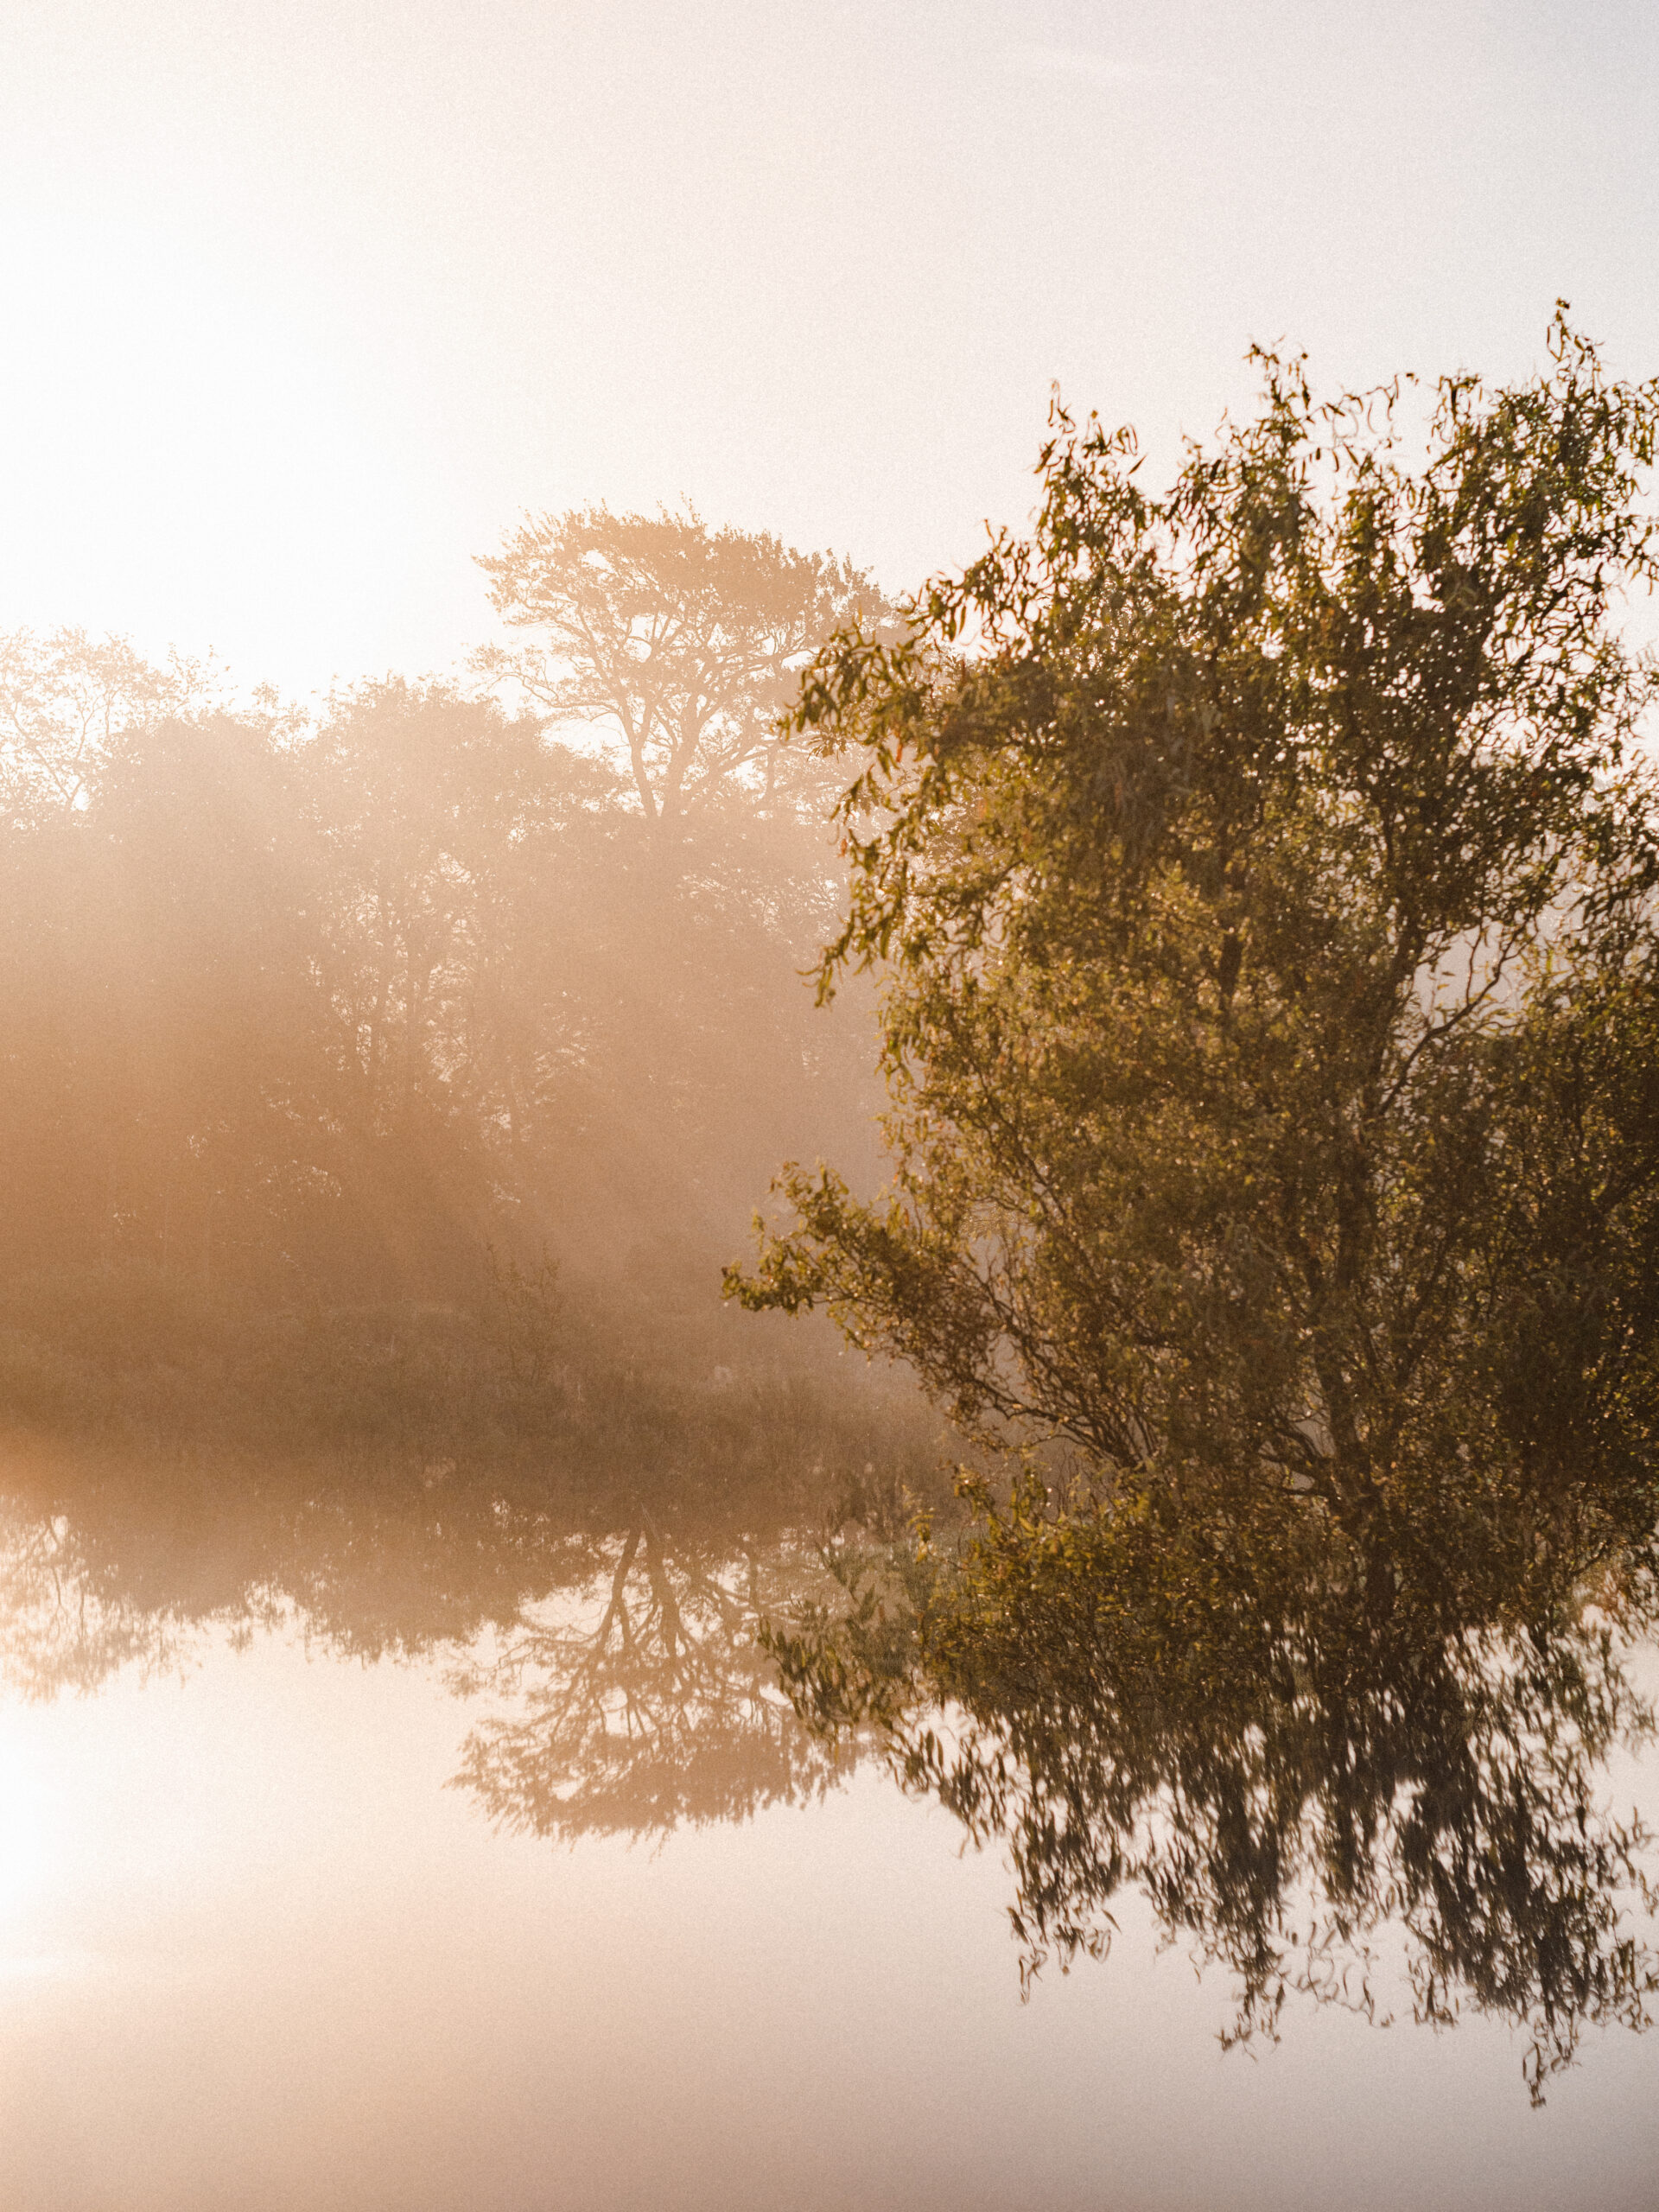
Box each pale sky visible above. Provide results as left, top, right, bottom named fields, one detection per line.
left=2, top=0, right=1655, bottom=699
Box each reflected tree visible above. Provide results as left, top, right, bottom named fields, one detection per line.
left=770, top=1488, right=1656, bottom=2101
left=452, top=1513, right=858, bottom=1839
left=0, top=1499, right=188, bottom=1698
left=0, top=1455, right=594, bottom=1696
left=0, top=1455, right=873, bottom=1843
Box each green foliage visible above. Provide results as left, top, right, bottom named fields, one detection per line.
left=771, top=1461, right=1659, bottom=2100
left=735, top=315, right=1659, bottom=2089
left=740, top=312, right=1659, bottom=1624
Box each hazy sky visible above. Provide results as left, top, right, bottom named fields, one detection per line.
left=2, top=0, right=1656, bottom=696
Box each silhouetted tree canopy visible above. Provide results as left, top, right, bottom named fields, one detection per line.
left=475, top=505, right=891, bottom=825
left=0, top=607, right=888, bottom=1442
left=0, top=626, right=223, bottom=823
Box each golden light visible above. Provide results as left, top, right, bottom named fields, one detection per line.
left=0, top=190, right=433, bottom=687
left=0, top=1714, right=51, bottom=1917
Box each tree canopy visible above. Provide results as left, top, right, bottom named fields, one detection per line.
left=475, top=505, right=890, bottom=827
left=732, top=315, right=1659, bottom=2089
left=0, top=665, right=887, bottom=1454
left=0, top=626, right=224, bottom=823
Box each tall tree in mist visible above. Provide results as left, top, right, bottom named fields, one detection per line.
left=309, top=677, right=557, bottom=1129
left=734, top=320, right=1659, bottom=2088
left=741, top=317, right=1659, bottom=1627
left=474, top=507, right=890, bottom=827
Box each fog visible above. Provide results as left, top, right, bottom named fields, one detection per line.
left=0, top=1443, right=1656, bottom=2212
left=7, top=4, right=1659, bottom=2203
left=3, top=489, right=1657, bottom=2202
left=0, top=543, right=899, bottom=1465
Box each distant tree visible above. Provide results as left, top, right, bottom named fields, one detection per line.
left=296, top=675, right=880, bottom=1300
left=0, top=627, right=221, bottom=824
left=309, top=677, right=571, bottom=1127
left=474, top=506, right=891, bottom=828
left=0, top=710, right=335, bottom=1284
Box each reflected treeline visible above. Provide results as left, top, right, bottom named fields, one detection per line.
left=0, top=1442, right=908, bottom=1832
left=770, top=1484, right=1659, bottom=2101
left=452, top=1516, right=855, bottom=1839
left=1, top=1438, right=1652, bottom=2093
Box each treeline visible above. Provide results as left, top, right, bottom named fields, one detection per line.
left=0, top=516, right=914, bottom=1471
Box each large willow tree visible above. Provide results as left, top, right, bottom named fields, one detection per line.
left=730, top=319, right=1659, bottom=2091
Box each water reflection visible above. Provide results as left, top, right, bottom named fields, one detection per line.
left=0, top=1448, right=865, bottom=1835
left=452, top=1517, right=854, bottom=1840
left=773, top=1505, right=1659, bottom=2102
left=0, top=1446, right=1653, bottom=2103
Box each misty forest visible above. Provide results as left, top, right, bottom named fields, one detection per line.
left=1, top=512, right=905, bottom=1461
left=5, top=317, right=1659, bottom=2169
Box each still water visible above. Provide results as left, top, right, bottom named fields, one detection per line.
left=0, top=1450, right=1655, bottom=2212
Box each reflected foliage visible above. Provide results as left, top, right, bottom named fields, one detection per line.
left=452, top=1517, right=855, bottom=1839
left=0, top=1502, right=186, bottom=1699
left=0, top=1442, right=913, bottom=1837
left=772, top=1484, right=1656, bottom=2101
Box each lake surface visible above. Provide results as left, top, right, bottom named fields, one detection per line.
left=0, top=1447, right=1655, bottom=2211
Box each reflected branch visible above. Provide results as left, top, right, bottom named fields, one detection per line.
left=452, top=1519, right=862, bottom=1840
left=769, top=1503, right=1659, bottom=2103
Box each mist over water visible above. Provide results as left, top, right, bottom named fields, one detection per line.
left=3, top=481, right=1659, bottom=2201
left=7, top=4, right=1659, bottom=2191
left=0, top=1446, right=1655, bottom=2212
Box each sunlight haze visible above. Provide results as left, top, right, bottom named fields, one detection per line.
left=5, top=9, right=1659, bottom=2204
left=4, top=0, right=1654, bottom=693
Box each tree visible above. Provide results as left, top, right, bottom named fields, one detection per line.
left=732, top=317, right=1659, bottom=2086
left=740, top=312, right=1659, bottom=1628
left=763, top=1471, right=1657, bottom=2101
left=0, top=627, right=222, bottom=825
left=0, top=710, right=337, bottom=1286
left=475, top=505, right=891, bottom=828
left=308, top=677, right=572, bottom=1131
left=454, top=1516, right=855, bottom=1840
